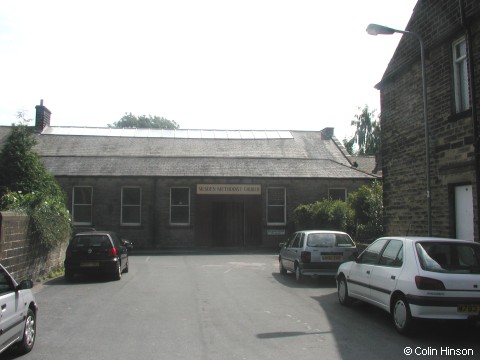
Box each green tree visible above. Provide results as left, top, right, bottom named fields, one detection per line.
left=292, top=199, right=354, bottom=234
left=109, top=113, right=180, bottom=129
left=291, top=181, right=383, bottom=242
left=347, top=180, right=383, bottom=242
left=0, top=124, right=71, bottom=248
left=346, top=105, right=381, bottom=155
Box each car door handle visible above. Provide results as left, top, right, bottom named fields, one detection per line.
left=391, top=275, right=396, bottom=280
left=1, top=304, right=6, bottom=312
left=366, top=270, right=370, bottom=274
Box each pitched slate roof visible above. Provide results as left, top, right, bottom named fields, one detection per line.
left=0, top=126, right=378, bottom=179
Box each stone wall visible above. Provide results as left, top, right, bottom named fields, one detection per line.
left=0, top=211, right=67, bottom=281
left=56, top=176, right=376, bottom=249
left=380, top=0, right=480, bottom=239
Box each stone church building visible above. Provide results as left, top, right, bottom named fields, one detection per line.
left=0, top=102, right=378, bottom=249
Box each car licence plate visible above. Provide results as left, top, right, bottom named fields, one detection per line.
left=80, top=262, right=99, bottom=268
left=322, top=255, right=342, bottom=261
left=457, top=304, right=480, bottom=314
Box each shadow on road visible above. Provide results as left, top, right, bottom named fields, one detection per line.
left=271, top=272, right=337, bottom=289
left=312, top=291, right=480, bottom=359
left=39, top=273, right=118, bottom=286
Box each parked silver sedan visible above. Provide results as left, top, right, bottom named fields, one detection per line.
left=0, top=264, right=37, bottom=355
left=279, top=230, right=357, bottom=281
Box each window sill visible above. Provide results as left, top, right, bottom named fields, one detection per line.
left=448, top=108, right=472, bottom=122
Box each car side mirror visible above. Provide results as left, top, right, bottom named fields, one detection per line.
left=121, top=238, right=133, bottom=250
left=17, top=279, right=34, bottom=290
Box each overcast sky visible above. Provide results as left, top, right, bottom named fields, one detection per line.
left=0, top=0, right=417, bottom=140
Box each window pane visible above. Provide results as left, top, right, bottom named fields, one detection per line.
left=122, top=207, right=141, bottom=224
left=455, top=41, right=466, bottom=58
left=360, top=239, right=388, bottom=264
left=172, top=188, right=189, bottom=205
left=268, top=188, right=284, bottom=206
left=73, top=187, right=92, bottom=223
left=171, top=188, right=190, bottom=224
left=267, top=188, right=285, bottom=224
left=459, top=61, right=469, bottom=110
left=416, top=242, right=480, bottom=274
left=268, top=206, right=284, bottom=223
left=74, top=187, right=92, bottom=205
left=123, top=188, right=140, bottom=205
left=73, top=205, right=91, bottom=223
left=379, top=240, right=403, bottom=266
left=329, top=188, right=346, bottom=201
left=453, top=38, right=470, bottom=112
left=171, top=207, right=189, bottom=224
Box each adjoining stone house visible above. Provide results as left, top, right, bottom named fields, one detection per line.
left=376, top=0, right=479, bottom=241
left=0, top=102, right=379, bottom=249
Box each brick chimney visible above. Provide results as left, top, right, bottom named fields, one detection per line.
left=35, top=99, right=51, bottom=133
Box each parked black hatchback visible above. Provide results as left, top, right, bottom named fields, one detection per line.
left=64, top=231, right=129, bottom=281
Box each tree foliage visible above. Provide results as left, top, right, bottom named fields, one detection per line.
left=291, top=181, right=383, bottom=242
left=347, top=180, right=383, bottom=242
left=344, top=105, right=381, bottom=155
left=292, top=199, right=355, bottom=235
left=109, top=113, right=180, bottom=129
left=0, top=124, right=71, bottom=248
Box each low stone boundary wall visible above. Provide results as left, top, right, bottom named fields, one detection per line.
left=0, top=211, right=67, bottom=282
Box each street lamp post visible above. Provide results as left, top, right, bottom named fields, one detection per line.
left=366, top=23, right=432, bottom=236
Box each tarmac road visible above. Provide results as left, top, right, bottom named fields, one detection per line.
left=6, top=253, right=479, bottom=360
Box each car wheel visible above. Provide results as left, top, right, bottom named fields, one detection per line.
left=65, top=269, right=74, bottom=282
left=123, top=257, right=129, bottom=273
left=279, top=258, right=287, bottom=275
left=17, top=308, right=36, bottom=354
left=295, top=265, right=303, bottom=282
left=113, top=262, right=122, bottom=281
left=337, top=276, right=353, bottom=306
left=392, top=295, right=413, bottom=335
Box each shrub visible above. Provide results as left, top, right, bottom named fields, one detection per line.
left=0, top=124, right=71, bottom=248
left=348, top=180, right=383, bottom=242
left=291, top=181, right=383, bottom=242
left=0, top=191, right=71, bottom=249
left=292, top=199, right=354, bottom=234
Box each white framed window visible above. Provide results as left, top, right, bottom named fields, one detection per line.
left=267, top=187, right=286, bottom=225
left=72, top=186, right=92, bottom=225
left=121, top=187, right=142, bottom=226
left=453, top=37, right=470, bottom=113
left=328, top=188, right=347, bottom=201
left=170, top=187, right=190, bottom=225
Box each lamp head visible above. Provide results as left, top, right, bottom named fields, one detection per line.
left=366, top=23, right=397, bottom=36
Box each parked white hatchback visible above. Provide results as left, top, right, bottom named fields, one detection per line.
left=336, top=237, right=480, bottom=334
left=279, top=230, right=357, bottom=281
left=0, top=263, right=37, bottom=355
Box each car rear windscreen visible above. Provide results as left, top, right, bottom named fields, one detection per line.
left=71, top=235, right=111, bottom=248
left=307, top=233, right=354, bottom=247
left=416, top=242, right=480, bottom=274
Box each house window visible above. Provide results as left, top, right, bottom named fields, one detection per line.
left=453, top=37, right=470, bottom=113
left=121, top=187, right=141, bottom=225
left=267, top=187, right=286, bottom=225
left=170, top=188, right=190, bottom=225
left=72, top=186, right=92, bottom=225
left=329, top=188, right=347, bottom=201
